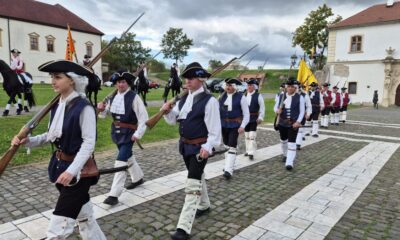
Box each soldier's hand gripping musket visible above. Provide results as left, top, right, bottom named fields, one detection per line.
left=0, top=13, right=145, bottom=176
left=145, top=44, right=258, bottom=129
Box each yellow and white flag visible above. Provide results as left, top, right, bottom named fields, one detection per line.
left=297, top=59, right=317, bottom=90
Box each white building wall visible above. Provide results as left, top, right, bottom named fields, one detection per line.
left=0, top=18, right=11, bottom=64
left=333, top=23, right=400, bottom=62
left=329, top=63, right=384, bottom=104
left=0, top=18, right=102, bottom=83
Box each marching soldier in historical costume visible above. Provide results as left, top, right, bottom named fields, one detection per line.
left=274, top=78, right=305, bottom=170
left=219, top=78, right=249, bottom=179
left=10, top=48, right=33, bottom=114
left=340, top=87, right=351, bottom=122
left=373, top=90, right=379, bottom=109
left=295, top=83, right=312, bottom=150
left=97, top=70, right=148, bottom=206
left=275, top=82, right=286, bottom=104
left=161, top=62, right=222, bottom=240
left=331, top=86, right=342, bottom=125
left=320, top=83, right=335, bottom=128
left=244, top=78, right=265, bottom=160
left=11, top=60, right=106, bottom=239
left=308, top=82, right=324, bottom=137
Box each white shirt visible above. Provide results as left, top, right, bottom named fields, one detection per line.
left=106, top=89, right=148, bottom=139
left=246, top=90, right=265, bottom=122
left=26, top=91, right=96, bottom=177
left=164, top=87, right=222, bottom=154
left=304, top=93, right=312, bottom=116
left=10, top=56, right=23, bottom=71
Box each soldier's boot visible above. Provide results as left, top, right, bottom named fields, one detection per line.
left=244, top=132, right=250, bottom=156
left=285, top=142, right=297, bottom=170
left=196, top=174, right=210, bottom=218
left=77, top=202, right=106, bottom=240
left=46, top=215, right=76, bottom=239
left=281, top=139, right=288, bottom=162
left=335, top=113, right=340, bottom=125
left=248, top=131, right=257, bottom=160
left=105, top=160, right=129, bottom=205
left=24, top=106, right=29, bottom=113
left=342, top=111, right=347, bottom=123
left=171, top=178, right=202, bottom=240
left=295, top=128, right=303, bottom=150
left=312, top=120, right=319, bottom=137
left=223, top=147, right=237, bottom=179
left=126, top=155, right=144, bottom=189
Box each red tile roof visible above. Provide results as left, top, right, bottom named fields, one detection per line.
left=0, top=0, right=103, bottom=35
left=331, top=2, right=400, bottom=29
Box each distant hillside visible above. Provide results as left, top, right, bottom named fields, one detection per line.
left=152, top=69, right=299, bottom=93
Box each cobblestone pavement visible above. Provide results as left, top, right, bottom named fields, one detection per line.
left=0, top=129, right=280, bottom=224
left=347, top=106, right=400, bottom=124
left=65, top=138, right=366, bottom=240
left=326, top=147, right=400, bottom=240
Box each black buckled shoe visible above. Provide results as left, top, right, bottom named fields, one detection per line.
left=249, top=155, right=254, bottom=160
left=2, top=110, right=9, bottom=117
left=103, top=196, right=118, bottom=206
left=126, top=178, right=144, bottom=190
left=23, top=106, right=29, bottom=112
left=296, top=144, right=301, bottom=150
left=244, top=153, right=248, bottom=156
left=223, top=171, right=231, bottom=180
left=196, top=207, right=210, bottom=218
left=171, top=228, right=189, bottom=240
left=312, top=134, right=319, bottom=138
left=286, top=165, right=293, bottom=171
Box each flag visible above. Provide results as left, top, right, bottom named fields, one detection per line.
left=297, top=59, right=318, bottom=91
left=65, top=24, right=76, bottom=61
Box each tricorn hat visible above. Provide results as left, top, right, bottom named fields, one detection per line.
left=181, top=62, right=211, bottom=79
left=333, top=86, right=339, bottom=89
left=225, top=78, right=242, bottom=85
left=38, top=60, right=93, bottom=76
left=246, top=78, right=259, bottom=85
left=309, top=82, right=318, bottom=87
left=280, top=83, right=286, bottom=88
left=341, top=87, right=347, bottom=90
left=322, top=83, right=330, bottom=87
left=110, top=70, right=135, bottom=85
left=10, top=49, right=21, bottom=54
left=286, top=77, right=298, bottom=86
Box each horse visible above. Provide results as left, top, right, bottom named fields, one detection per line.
left=85, top=73, right=101, bottom=106
left=0, top=59, right=35, bottom=116
left=162, top=76, right=182, bottom=102
left=134, top=68, right=149, bottom=106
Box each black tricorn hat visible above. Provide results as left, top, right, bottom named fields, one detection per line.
left=280, top=83, right=286, bottom=88
left=84, top=54, right=91, bottom=59
left=225, top=78, right=242, bottom=85
left=332, top=86, right=339, bottom=89
left=38, top=60, right=93, bottom=76
left=10, top=49, right=21, bottom=54
left=341, top=87, right=347, bottom=90
left=111, top=70, right=135, bottom=85
left=309, top=82, right=318, bottom=87
left=322, top=83, right=330, bottom=87
left=181, top=62, right=211, bottom=79
left=286, top=77, right=298, bottom=86
left=246, top=78, right=259, bottom=85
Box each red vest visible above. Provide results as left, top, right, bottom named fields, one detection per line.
left=323, top=90, right=332, bottom=106
left=15, top=60, right=24, bottom=74
left=334, top=92, right=341, bottom=107
left=342, top=93, right=349, bottom=106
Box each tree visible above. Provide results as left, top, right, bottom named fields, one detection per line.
left=161, top=28, right=193, bottom=64
left=102, top=33, right=151, bottom=73
left=147, top=59, right=166, bottom=73
left=208, top=59, right=223, bottom=71
left=292, top=4, right=342, bottom=70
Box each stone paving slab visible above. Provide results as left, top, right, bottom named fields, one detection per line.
left=63, top=138, right=366, bottom=240
left=347, top=106, right=400, bottom=125
left=234, top=141, right=399, bottom=240
left=0, top=130, right=280, bottom=224
left=326, top=146, right=400, bottom=240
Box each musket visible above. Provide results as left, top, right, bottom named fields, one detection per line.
left=273, top=89, right=286, bottom=131
left=99, top=50, right=161, bottom=107
left=0, top=13, right=146, bottom=176
left=145, top=44, right=258, bottom=129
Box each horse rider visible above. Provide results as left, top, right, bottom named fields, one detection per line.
left=10, top=49, right=33, bottom=113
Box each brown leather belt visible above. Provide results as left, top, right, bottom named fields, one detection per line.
left=113, top=121, right=138, bottom=131
left=223, top=117, right=243, bottom=123
left=181, top=137, right=208, bottom=145
left=56, top=150, right=75, bottom=161
left=282, top=119, right=295, bottom=125
left=250, top=112, right=259, bottom=116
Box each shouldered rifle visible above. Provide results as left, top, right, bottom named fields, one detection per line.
left=0, top=13, right=145, bottom=176
left=273, top=90, right=286, bottom=131
left=145, top=44, right=258, bottom=129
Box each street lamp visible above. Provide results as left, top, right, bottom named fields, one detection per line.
left=288, top=54, right=298, bottom=78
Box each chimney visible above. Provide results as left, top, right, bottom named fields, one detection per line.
left=386, top=0, right=394, bottom=7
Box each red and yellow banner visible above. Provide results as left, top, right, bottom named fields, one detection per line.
left=65, top=24, right=76, bottom=61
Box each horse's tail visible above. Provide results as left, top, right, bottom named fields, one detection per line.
left=25, top=88, right=36, bottom=107
left=162, top=85, right=170, bottom=99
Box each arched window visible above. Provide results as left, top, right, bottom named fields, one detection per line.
left=85, top=41, right=93, bottom=57
left=29, top=32, right=40, bottom=51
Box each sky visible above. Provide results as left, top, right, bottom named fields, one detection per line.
left=40, top=0, right=384, bottom=69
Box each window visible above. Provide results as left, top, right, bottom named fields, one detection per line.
left=0, top=28, right=2, bottom=47
left=350, top=35, right=362, bottom=53
left=29, top=32, right=40, bottom=50
left=46, top=35, right=55, bottom=52
left=348, top=82, right=357, bottom=94
left=85, top=41, right=93, bottom=57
